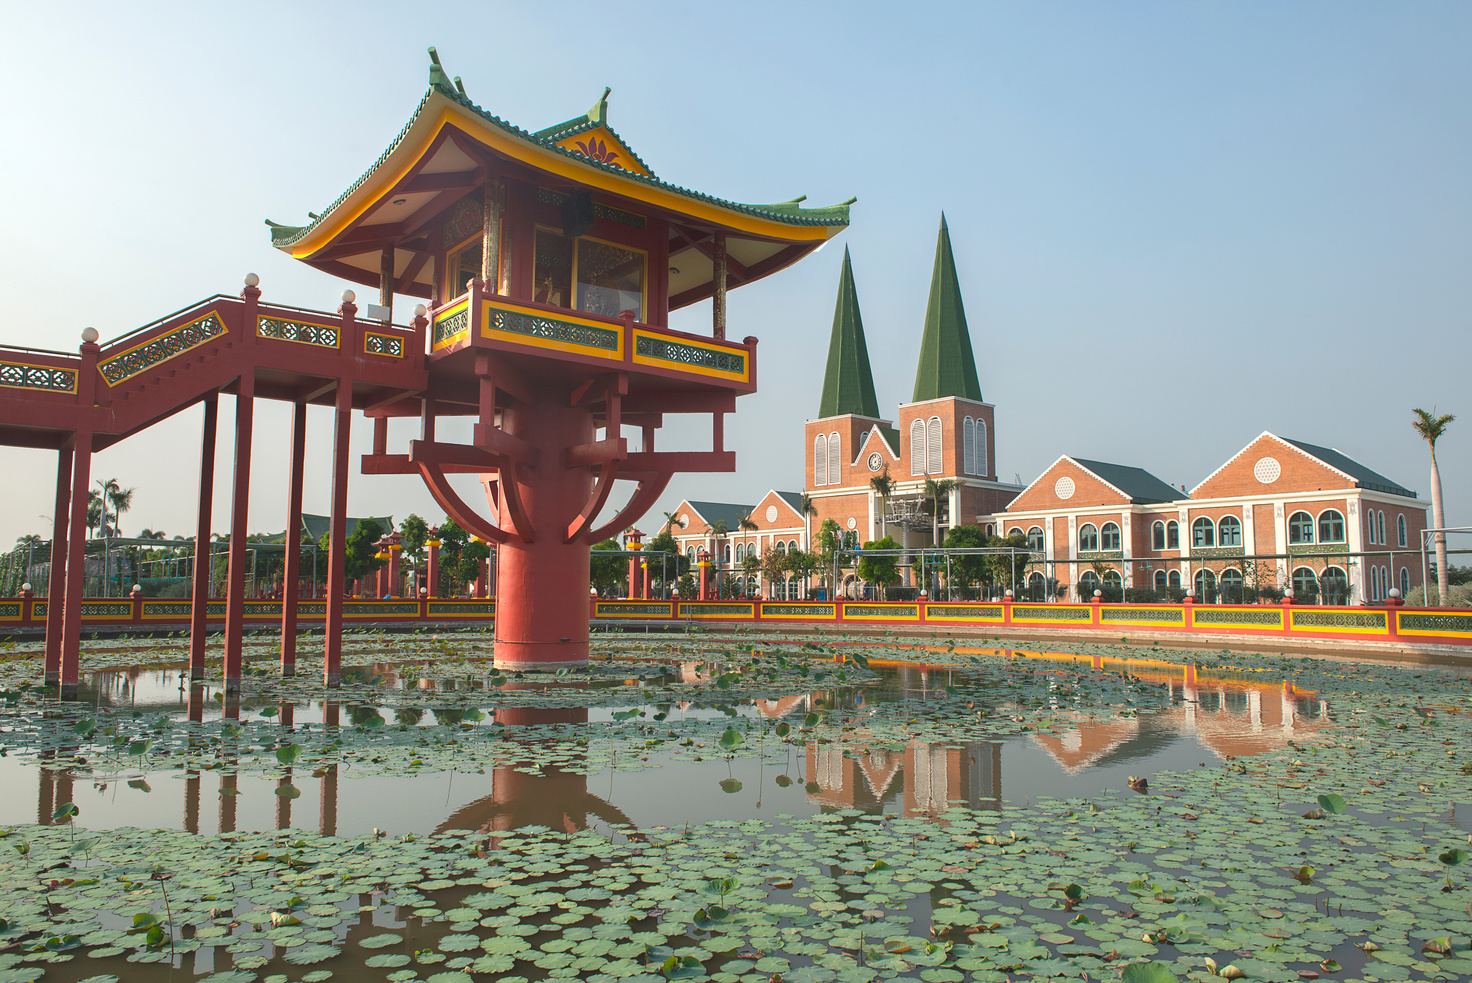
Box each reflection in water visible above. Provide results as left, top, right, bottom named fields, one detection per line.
left=14, top=650, right=1336, bottom=836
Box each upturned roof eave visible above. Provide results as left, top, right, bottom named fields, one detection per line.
left=269, top=81, right=853, bottom=260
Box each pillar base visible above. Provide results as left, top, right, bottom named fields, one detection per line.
left=44, top=672, right=58, bottom=686
left=494, top=639, right=589, bottom=672
left=324, top=673, right=341, bottom=689
left=282, top=663, right=296, bottom=678
left=59, top=683, right=78, bottom=701
left=224, top=678, right=241, bottom=695
left=190, top=667, right=205, bottom=682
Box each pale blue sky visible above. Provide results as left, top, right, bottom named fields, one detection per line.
left=0, top=2, right=1467, bottom=547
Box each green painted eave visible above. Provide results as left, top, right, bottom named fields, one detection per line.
left=912, top=214, right=983, bottom=403
left=818, top=248, right=881, bottom=420
left=267, top=50, right=851, bottom=251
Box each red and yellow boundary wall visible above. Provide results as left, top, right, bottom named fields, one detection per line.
left=2, top=594, right=1470, bottom=648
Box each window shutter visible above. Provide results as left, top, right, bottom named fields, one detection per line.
left=828, top=432, right=841, bottom=484
left=910, top=420, right=926, bottom=476
left=927, top=417, right=942, bottom=475
left=814, top=434, right=827, bottom=486
left=962, top=418, right=974, bottom=475
left=976, top=421, right=987, bottom=477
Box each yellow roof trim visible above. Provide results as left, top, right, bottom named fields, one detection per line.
left=290, top=101, right=838, bottom=260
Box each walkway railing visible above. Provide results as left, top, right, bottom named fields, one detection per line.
left=6, top=595, right=1469, bottom=647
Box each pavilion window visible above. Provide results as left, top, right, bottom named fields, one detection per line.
left=1218, top=515, right=1242, bottom=547
left=448, top=240, right=482, bottom=299
left=1318, top=509, right=1346, bottom=544
left=533, top=229, right=646, bottom=321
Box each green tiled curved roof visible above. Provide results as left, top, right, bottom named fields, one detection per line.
left=912, top=215, right=983, bottom=403
left=818, top=248, right=881, bottom=420
left=269, top=50, right=852, bottom=250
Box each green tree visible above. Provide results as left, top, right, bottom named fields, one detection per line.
left=589, top=539, right=627, bottom=594
left=857, top=535, right=901, bottom=592
left=644, top=527, right=689, bottom=595
left=320, top=518, right=386, bottom=591
left=738, top=512, right=759, bottom=566
left=1412, top=407, right=1455, bottom=605
left=86, top=490, right=104, bottom=539
left=798, top=492, right=818, bottom=548
left=942, top=524, right=991, bottom=595
left=787, top=548, right=821, bottom=599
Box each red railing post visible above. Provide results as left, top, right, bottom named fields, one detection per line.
left=131, top=585, right=143, bottom=624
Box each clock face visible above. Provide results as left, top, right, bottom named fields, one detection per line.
left=867, top=453, right=882, bottom=472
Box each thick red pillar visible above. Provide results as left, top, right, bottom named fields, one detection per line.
left=59, top=430, right=93, bottom=698
left=280, top=401, right=306, bottom=676
left=493, top=390, right=593, bottom=670
left=190, top=395, right=218, bottom=681
left=223, top=374, right=255, bottom=693
left=388, top=541, right=402, bottom=598
left=43, top=446, right=72, bottom=685
left=698, top=559, right=711, bottom=600
left=426, top=532, right=440, bottom=598
left=324, top=379, right=352, bottom=687
left=628, top=548, right=642, bottom=599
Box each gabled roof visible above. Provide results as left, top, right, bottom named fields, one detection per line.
left=862, top=423, right=902, bottom=460
left=912, top=215, right=983, bottom=403
left=682, top=500, right=756, bottom=531
left=818, top=248, right=881, bottom=420
left=267, top=50, right=853, bottom=303
left=1280, top=438, right=1418, bottom=499
left=531, top=87, right=656, bottom=178
left=301, top=513, right=395, bottom=543
left=1071, top=458, right=1184, bottom=504
left=774, top=491, right=807, bottom=515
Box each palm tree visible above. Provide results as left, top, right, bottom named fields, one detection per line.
left=107, top=483, right=136, bottom=538
left=923, top=477, right=957, bottom=550
left=738, top=512, right=759, bottom=588
left=661, top=509, right=686, bottom=535
left=1413, top=407, right=1455, bottom=605
left=86, top=490, right=104, bottom=539
left=869, top=465, right=894, bottom=541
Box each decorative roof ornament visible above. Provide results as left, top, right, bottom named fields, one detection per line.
left=912, top=214, right=983, bottom=404
left=818, top=247, right=881, bottom=421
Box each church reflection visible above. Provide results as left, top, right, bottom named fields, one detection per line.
left=34, top=652, right=1330, bottom=834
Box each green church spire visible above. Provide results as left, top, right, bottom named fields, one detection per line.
left=818, top=247, right=882, bottom=420
left=912, top=214, right=983, bottom=403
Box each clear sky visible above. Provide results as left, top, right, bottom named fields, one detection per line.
left=1, top=1, right=1467, bottom=548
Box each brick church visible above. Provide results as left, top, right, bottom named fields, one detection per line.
left=661, top=218, right=1430, bottom=604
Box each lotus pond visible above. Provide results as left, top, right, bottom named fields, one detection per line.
left=0, top=631, right=1469, bottom=983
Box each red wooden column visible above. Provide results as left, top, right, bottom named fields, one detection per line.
left=324, top=378, right=352, bottom=688
left=58, top=430, right=93, bottom=698
left=43, top=445, right=72, bottom=685
left=280, top=401, right=307, bottom=677
left=189, top=395, right=218, bottom=681
left=426, top=529, right=440, bottom=598
left=222, top=371, right=255, bottom=693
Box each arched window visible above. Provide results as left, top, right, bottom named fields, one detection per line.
left=1103, top=569, right=1121, bottom=586
left=1369, top=566, right=1380, bottom=601
left=813, top=434, right=828, bottom=486
left=1288, top=512, right=1314, bottom=545
left=1397, top=514, right=1407, bottom=548
left=723, top=544, right=731, bottom=564
left=1399, top=566, right=1410, bottom=597
left=1292, top=566, right=1317, bottom=599
left=927, top=417, right=943, bottom=474
left=910, top=419, right=926, bottom=476
left=1194, top=568, right=1216, bottom=600
left=828, top=432, right=841, bottom=485
left=1027, top=526, right=1044, bottom=552
left=775, top=540, right=786, bottom=554
left=1078, top=523, right=1099, bottom=552
left=984, top=523, right=995, bottom=536
left=1378, top=511, right=1386, bottom=545
left=1168, top=570, right=1181, bottom=589
left=975, top=420, right=988, bottom=477
left=1318, top=510, right=1345, bottom=543
left=1079, top=570, right=1102, bottom=598
left=1154, top=569, right=1167, bottom=589
left=1321, top=565, right=1349, bottom=603
left=1218, top=515, right=1242, bottom=547
left=686, top=546, right=695, bottom=560
left=1219, top=568, right=1243, bottom=601
left=1027, top=571, right=1046, bottom=601
left=789, top=540, right=799, bottom=552
left=734, top=543, right=744, bottom=562
left=1152, top=521, right=1166, bottom=550
left=1192, top=517, right=1216, bottom=548
left=1367, top=511, right=1378, bottom=545
left=1167, top=521, right=1180, bottom=549
left=1100, top=522, right=1121, bottom=551
left=962, top=417, right=975, bottom=475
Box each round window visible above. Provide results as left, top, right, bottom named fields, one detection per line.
left=1253, top=457, right=1281, bottom=484
left=846, top=517, right=857, bottom=530
left=765, top=505, right=778, bottom=523
left=1055, top=476, right=1075, bottom=500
